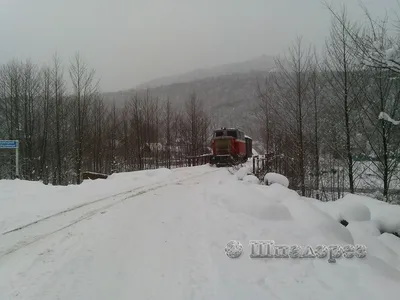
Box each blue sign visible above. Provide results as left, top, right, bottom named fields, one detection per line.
left=0, top=140, right=19, bottom=149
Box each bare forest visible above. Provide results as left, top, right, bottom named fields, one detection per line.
left=1, top=5, right=400, bottom=203
left=255, top=5, right=400, bottom=202
left=0, top=53, right=210, bottom=185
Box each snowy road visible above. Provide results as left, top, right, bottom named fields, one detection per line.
left=1, top=167, right=228, bottom=299
left=0, top=166, right=218, bottom=259
left=1, top=165, right=400, bottom=299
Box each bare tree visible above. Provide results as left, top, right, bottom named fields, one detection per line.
left=323, top=7, right=362, bottom=193
left=69, top=52, right=99, bottom=184
left=255, top=74, right=276, bottom=155
left=325, top=2, right=400, bottom=74
left=273, top=37, right=313, bottom=196
left=21, top=60, right=41, bottom=180
left=183, top=92, right=209, bottom=157
left=308, top=51, right=327, bottom=199
left=352, top=18, right=400, bottom=201
left=129, top=94, right=143, bottom=170
left=52, top=53, right=67, bottom=184
left=108, top=101, right=119, bottom=174
left=90, top=95, right=107, bottom=172
left=0, top=61, right=23, bottom=178
left=38, top=66, right=52, bottom=183
left=2, top=61, right=23, bottom=141
left=163, top=98, right=174, bottom=168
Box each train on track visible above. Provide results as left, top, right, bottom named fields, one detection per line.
left=210, top=127, right=252, bottom=167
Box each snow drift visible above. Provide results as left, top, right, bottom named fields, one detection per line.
left=305, top=192, right=400, bottom=272
left=242, top=174, right=259, bottom=184
left=235, top=166, right=251, bottom=180
left=312, top=194, right=400, bottom=235
left=264, top=172, right=290, bottom=187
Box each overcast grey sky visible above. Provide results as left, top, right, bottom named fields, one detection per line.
left=0, top=0, right=397, bottom=92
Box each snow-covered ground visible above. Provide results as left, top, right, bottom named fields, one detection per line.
left=0, top=166, right=211, bottom=234
left=1, top=164, right=400, bottom=299
left=250, top=152, right=400, bottom=198
left=353, top=161, right=400, bottom=190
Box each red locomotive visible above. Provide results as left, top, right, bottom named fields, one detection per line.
left=210, top=127, right=252, bottom=166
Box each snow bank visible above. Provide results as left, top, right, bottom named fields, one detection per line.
left=235, top=166, right=251, bottom=180
left=346, top=221, right=400, bottom=270
left=379, top=233, right=400, bottom=254
left=346, top=220, right=381, bottom=237
left=311, top=194, right=400, bottom=235
left=341, top=194, right=400, bottom=235
left=264, top=172, right=289, bottom=187
left=242, top=174, right=259, bottom=184
left=313, top=200, right=371, bottom=223
left=308, top=193, right=400, bottom=270
left=215, top=182, right=354, bottom=246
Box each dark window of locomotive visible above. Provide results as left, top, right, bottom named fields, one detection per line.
left=215, top=130, right=223, bottom=137
left=227, top=130, right=237, bottom=138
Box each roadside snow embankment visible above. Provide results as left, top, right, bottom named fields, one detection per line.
left=264, top=172, right=289, bottom=188
left=303, top=192, right=400, bottom=271
left=235, top=166, right=251, bottom=180
left=232, top=166, right=400, bottom=273
left=311, top=194, right=400, bottom=236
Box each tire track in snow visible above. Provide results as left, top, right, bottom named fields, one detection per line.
left=1, top=167, right=217, bottom=236
left=0, top=168, right=221, bottom=260
left=2, top=187, right=146, bottom=235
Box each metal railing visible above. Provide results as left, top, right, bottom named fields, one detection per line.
left=186, top=154, right=213, bottom=166
left=252, top=153, right=275, bottom=179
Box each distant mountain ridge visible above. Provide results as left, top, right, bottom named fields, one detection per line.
left=102, top=70, right=270, bottom=138
left=135, top=54, right=276, bottom=89
left=102, top=55, right=279, bottom=140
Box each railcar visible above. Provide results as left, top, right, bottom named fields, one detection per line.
left=210, top=127, right=252, bottom=166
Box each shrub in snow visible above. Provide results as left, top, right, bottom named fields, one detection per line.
left=264, top=173, right=289, bottom=188
left=242, top=175, right=259, bottom=184
left=236, top=167, right=251, bottom=180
